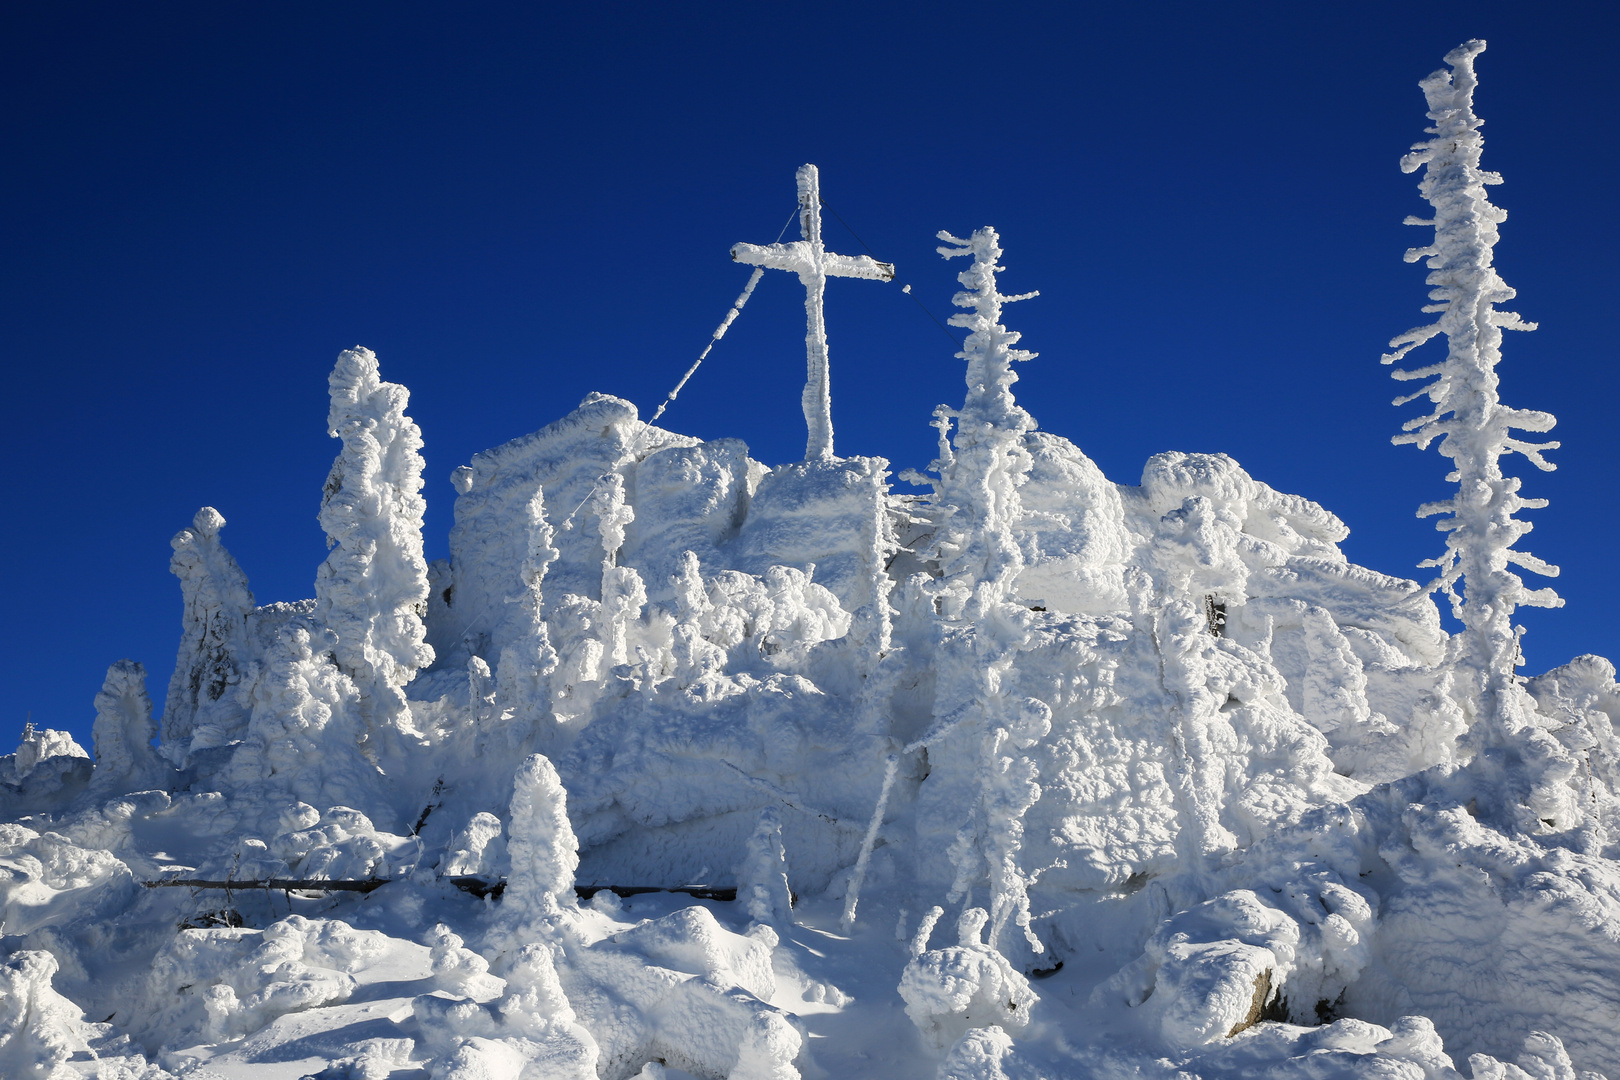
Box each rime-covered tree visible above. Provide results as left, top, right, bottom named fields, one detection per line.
left=1383, top=40, right=1561, bottom=743
left=503, top=753, right=579, bottom=926
left=89, top=660, right=164, bottom=795
left=316, top=347, right=436, bottom=734
left=907, top=228, right=1049, bottom=961
left=925, top=227, right=1039, bottom=617
left=496, top=485, right=561, bottom=731
left=163, top=507, right=254, bottom=750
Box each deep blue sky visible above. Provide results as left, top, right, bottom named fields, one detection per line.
left=4, top=3, right=1616, bottom=750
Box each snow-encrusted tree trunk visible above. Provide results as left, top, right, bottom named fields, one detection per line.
left=1383, top=41, right=1561, bottom=746
left=163, top=506, right=255, bottom=750
left=316, top=347, right=436, bottom=736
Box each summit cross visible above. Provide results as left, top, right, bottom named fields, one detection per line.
left=732, top=164, right=894, bottom=462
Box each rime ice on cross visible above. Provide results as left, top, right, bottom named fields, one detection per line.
left=732, top=164, right=894, bottom=461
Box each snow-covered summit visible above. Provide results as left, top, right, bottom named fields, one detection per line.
left=4, top=41, right=1619, bottom=1080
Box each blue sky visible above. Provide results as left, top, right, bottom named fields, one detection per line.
left=3, top=2, right=1616, bottom=749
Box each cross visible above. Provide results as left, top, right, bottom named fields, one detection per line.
left=732, top=164, right=894, bottom=462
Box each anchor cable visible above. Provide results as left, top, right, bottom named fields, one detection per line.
left=559, top=205, right=799, bottom=532
left=820, top=199, right=963, bottom=347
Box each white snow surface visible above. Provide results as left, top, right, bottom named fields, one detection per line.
left=6, top=41, right=1620, bottom=1080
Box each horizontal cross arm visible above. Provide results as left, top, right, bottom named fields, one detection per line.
left=823, top=252, right=895, bottom=282
left=731, top=241, right=813, bottom=272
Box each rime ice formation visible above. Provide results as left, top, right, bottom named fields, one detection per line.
left=5, top=41, right=1620, bottom=1080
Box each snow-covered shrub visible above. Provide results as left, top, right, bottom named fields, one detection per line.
left=441, top=811, right=506, bottom=878
left=269, top=804, right=392, bottom=881
left=413, top=941, right=599, bottom=1080
left=565, top=904, right=799, bottom=1080
left=220, top=619, right=392, bottom=827
left=937, top=1025, right=1014, bottom=1080
left=1099, top=889, right=1299, bottom=1047
left=0, top=828, right=130, bottom=940
left=0, top=950, right=93, bottom=1080
left=736, top=807, right=793, bottom=927
left=425, top=924, right=505, bottom=1001
left=131, top=915, right=387, bottom=1049
left=899, top=907, right=1035, bottom=1051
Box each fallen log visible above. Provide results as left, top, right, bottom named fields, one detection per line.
left=142, top=877, right=744, bottom=904
left=449, top=878, right=741, bottom=903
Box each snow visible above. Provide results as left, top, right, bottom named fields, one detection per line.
left=4, top=39, right=1620, bottom=1080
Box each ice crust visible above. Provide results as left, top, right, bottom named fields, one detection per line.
left=4, top=40, right=1620, bottom=1080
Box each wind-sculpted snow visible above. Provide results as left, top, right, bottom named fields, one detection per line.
left=5, top=40, right=1620, bottom=1080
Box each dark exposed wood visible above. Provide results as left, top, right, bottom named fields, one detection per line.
left=448, top=878, right=741, bottom=903
left=143, top=878, right=388, bottom=893
left=448, top=875, right=504, bottom=899
left=576, top=884, right=740, bottom=903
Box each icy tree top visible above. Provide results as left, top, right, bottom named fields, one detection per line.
left=939, top=228, right=1038, bottom=439
left=920, top=228, right=1041, bottom=613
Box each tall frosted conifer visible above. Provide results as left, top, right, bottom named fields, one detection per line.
left=930, top=227, right=1039, bottom=617
left=919, top=229, right=1050, bottom=961
left=163, top=507, right=254, bottom=749
left=497, top=485, right=560, bottom=727
left=1384, top=40, right=1561, bottom=743
left=316, top=347, right=436, bottom=734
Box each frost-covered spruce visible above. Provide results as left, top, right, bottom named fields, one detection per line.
left=89, top=659, right=164, bottom=795
left=911, top=230, right=1050, bottom=960
left=1383, top=40, right=1561, bottom=744
left=591, top=471, right=647, bottom=669
left=163, top=506, right=254, bottom=749
left=503, top=753, right=579, bottom=925
left=928, top=227, right=1039, bottom=616
left=315, top=347, right=435, bottom=734
left=736, top=806, right=794, bottom=927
